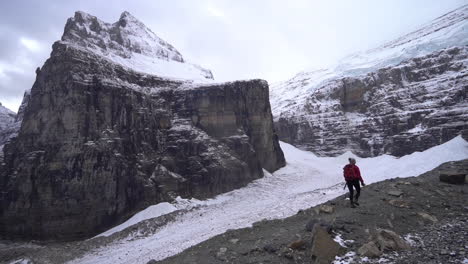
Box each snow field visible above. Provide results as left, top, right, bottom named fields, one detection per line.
left=70, top=136, right=468, bottom=264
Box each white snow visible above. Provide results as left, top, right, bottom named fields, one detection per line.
left=333, top=233, right=354, bottom=248
left=8, top=258, right=33, bottom=264
left=333, top=251, right=357, bottom=264
left=62, top=11, right=213, bottom=81
left=407, top=124, right=426, bottom=133
left=96, top=202, right=178, bottom=237
left=69, top=135, right=468, bottom=264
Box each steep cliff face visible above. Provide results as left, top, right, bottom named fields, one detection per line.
left=271, top=5, right=468, bottom=157
left=0, top=12, right=284, bottom=240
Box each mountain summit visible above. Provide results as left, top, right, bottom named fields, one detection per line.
left=61, top=11, right=213, bottom=80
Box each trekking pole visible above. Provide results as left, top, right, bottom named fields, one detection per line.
left=343, top=182, right=347, bottom=190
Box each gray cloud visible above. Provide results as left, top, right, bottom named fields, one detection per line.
left=0, top=0, right=466, bottom=112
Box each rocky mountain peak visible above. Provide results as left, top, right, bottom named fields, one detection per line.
left=117, top=11, right=143, bottom=27
left=60, top=11, right=213, bottom=80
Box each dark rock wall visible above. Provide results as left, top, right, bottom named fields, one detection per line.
left=0, top=42, right=285, bottom=240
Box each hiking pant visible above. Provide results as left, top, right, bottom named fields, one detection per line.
left=346, top=179, right=361, bottom=202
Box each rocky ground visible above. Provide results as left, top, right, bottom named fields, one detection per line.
left=1, top=159, right=466, bottom=264
left=156, top=159, right=468, bottom=264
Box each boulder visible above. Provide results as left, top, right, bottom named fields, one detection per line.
left=358, top=241, right=382, bottom=258
left=373, top=228, right=410, bottom=251
left=310, top=226, right=345, bottom=264
left=439, top=171, right=467, bottom=184
left=359, top=228, right=410, bottom=258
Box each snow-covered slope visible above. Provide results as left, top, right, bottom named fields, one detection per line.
left=337, top=4, right=468, bottom=75
left=61, top=11, right=213, bottom=81
left=0, top=103, right=18, bottom=151
left=272, top=4, right=467, bottom=116
left=0, top=103, right=15, bottom=131
left=271, top=4, right=468, bottom=157
left=67, top=136, right=468, bottom=264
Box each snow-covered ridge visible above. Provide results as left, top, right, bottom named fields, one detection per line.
left=337, top=4, right=468, bottom=75
left=60, top=11, right=213, bottom=81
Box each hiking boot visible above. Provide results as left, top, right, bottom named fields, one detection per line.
left=354, top=196, right=360, bottom=205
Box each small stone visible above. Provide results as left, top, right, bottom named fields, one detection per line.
left=319, top=205, right=335, bottom=214
left=387, top=190, right=403, bottom=197
left=263, top=244, right=278, bottom=253
left=417, top=212, right=438, bottom=223
left=229, top=238, right=239, bottom=244
left=387, top=219, right=394, bottom=228
left=388, top=199, right=410, bottom=208
left=440, top=250, right=448, bottom=255
left=288, top=240, right=306, bottom=250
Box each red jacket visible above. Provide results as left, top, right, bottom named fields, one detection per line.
left=343, top=164, right=364, bottom=182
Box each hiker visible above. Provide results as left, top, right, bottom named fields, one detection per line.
left=343, top=158, right=365, bottom=208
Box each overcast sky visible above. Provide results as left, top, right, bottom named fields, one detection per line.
left=0, top=0, right=466, bottom=111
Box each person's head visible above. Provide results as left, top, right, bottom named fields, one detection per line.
left=348, top=158, right=356, bottom=165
